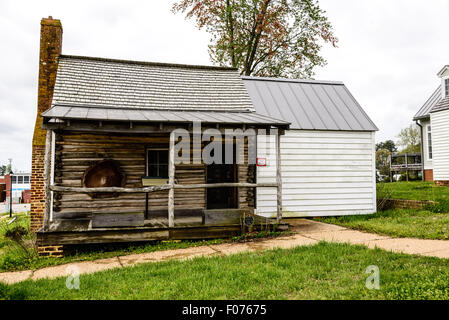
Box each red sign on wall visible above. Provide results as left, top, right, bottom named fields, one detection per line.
left=256, top=158, right=267, bottom=167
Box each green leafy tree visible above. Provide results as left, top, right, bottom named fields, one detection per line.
left=397, top=124, right=421, bottom=154
left=376, top=149, right=391, bottom=177
left=172, top=0, right=338, bottom=77
left=0, top=164, right=11, bottom=176
left=376, top=140, right=397, bottom=153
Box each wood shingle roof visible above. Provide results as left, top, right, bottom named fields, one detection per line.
left=52, top=55, right=255, bottom=112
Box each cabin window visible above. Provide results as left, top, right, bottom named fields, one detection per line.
left=24, top=176, right=30, bottom=183
left=427, top=125, right=433, bottom=160
left=147, top=149, right=169, bottom=178
left=17, top=176, right=23, bottom=184
left=445, top=79, right=449, bottom=97
left=11, top=176, right=17, bottom=184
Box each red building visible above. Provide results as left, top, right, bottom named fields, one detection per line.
left=0, top=174, right=31, bottom=204
left=0, top=176, right=5, bottom=202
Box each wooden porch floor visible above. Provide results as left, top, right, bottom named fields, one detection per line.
left=37, top=221, right=289, bottom=246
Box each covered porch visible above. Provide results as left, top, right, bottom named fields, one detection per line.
left=37, top=106, right=289, bottom=246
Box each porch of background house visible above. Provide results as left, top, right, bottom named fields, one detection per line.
left=390, top=153, right=423, bottom=182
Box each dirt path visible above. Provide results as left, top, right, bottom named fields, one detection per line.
left=2, top=219, right=449, bottom=285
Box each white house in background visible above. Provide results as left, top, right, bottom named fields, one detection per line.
left=414, top=65, right=449, bottom=184
left=243, top=77, right=378, bottom=218
left=11, top=173, right=31, bottom=201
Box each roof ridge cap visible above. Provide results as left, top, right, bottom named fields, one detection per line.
left=59, top=54, right=238, bottom=71
left=241, top=75, right=344, bottom=85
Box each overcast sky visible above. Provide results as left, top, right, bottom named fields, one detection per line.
left=1, top=0, right=448, bottom=172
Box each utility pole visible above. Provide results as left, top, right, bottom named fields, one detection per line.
left=8, top=158, right=12, bottom=218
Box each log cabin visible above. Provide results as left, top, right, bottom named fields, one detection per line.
left=31, top=17, right=290, bottom=252
left=32, top=17, right=379, bottom=253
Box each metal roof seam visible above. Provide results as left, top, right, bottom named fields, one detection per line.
left=265, top=82, right=289, bottom=124
left=281, top=83, right=309, bottom=129
left=320, top=85, right=353, bottom=130
left=286, top=82, right=316, bottom=130
left=342, top=86, right=378, bottom=131
left=309, top=83, right=342, bottom=130
left=297, top=83, right=327, bottom=129
left=251, top=81, right=272, bottom=116
left=330, top=85, right=364, bottom=130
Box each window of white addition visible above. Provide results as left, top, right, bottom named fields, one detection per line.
left=445, top=79, right=449, bottom=97
left=427, top=125, right=433, bottom=160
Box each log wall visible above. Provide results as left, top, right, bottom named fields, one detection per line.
left=53, top=131, right=255, bottom=223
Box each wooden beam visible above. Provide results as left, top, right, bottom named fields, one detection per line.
left=174, top=183, right=277, bottom=189
left=276, top=132, right=283, bottom=223
left=36, top=223, right=289, bottom=246
left=43, top=130, right=53, bottom=231
left=168, top=131, right=175, bottom=228
left=50, top=185, right=172, bottom=193
left=50, top=182, right=278, bottom=194
left=43, top=120, right=286, bottom=135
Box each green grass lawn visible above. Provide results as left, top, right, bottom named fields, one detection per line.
left=320, top=181, right=449, bottom=240
left=378, top=181, right=449, bottom=203
left=319, top=209, right=449, bottom=240
left=2, top=242, right=449, bottom=300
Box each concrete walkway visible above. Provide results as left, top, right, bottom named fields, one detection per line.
left=2, top=219, right=449, bottom=285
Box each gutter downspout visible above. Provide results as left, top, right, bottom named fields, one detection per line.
left=415, top=120, right=425, bottom=181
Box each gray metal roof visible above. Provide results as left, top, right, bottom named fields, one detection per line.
left=242, top=76, right=378, bottom=131
left=413, top=86, right=442, bottom=120
left=437, top=65, right=449, bottom=77
left=431, top=95, right=449, bottom=114
left=42, top=105, right=290, bottom=127
left=52, top=55, right=255, bottom=112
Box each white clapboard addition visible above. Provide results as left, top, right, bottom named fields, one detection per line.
left=431, top=109, right=449, bottom=181
left=257, top=130, right=377, bottom=217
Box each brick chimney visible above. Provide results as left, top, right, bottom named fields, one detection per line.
left=30, top=17, right=62, bottom=232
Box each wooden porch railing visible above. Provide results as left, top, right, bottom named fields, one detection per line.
left=44, top=130, right=284, bottom=231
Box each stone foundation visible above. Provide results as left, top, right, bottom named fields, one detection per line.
left=378, top=198, right=436, bottom=210
left=37, top=245, right=64, bottom=257
left=435, top=181, right=449, bottom=187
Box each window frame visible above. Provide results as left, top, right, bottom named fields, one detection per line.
left=445, top=78, right=449, bottom=97
left=146, top=148, right=169, bottom=179
left=427, top=125, right=433, bottom=160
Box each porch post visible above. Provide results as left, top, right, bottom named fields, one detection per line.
left=405, top=153, right=409, bottom=182
left=43, top=129, right=53, bottom=231
left=276, top=131, right=282, bottom=223
left=168, top=131, right=175, bottom=228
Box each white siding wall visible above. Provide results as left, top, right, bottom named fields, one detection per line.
left=430, top=109, right=449, bottom=181
left=256, top=130, right=376, bottom=217
left=420, top=119, right=433, bottom=170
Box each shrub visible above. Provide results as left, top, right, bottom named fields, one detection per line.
left=4, top=226, right=28, bottom=242
left=0, top=216, right=38, bottom=268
